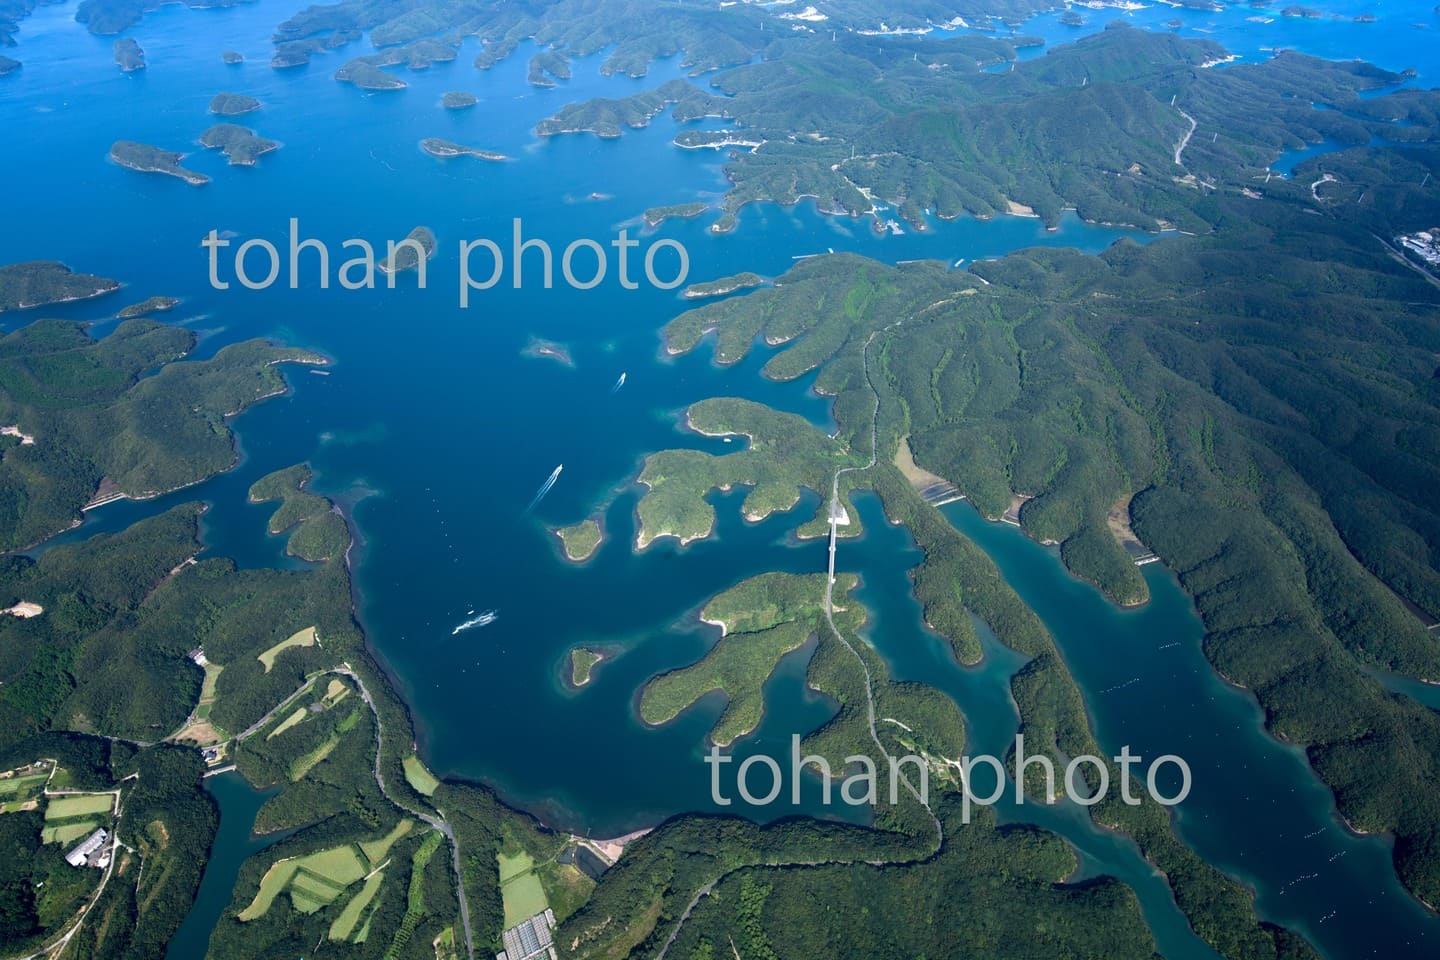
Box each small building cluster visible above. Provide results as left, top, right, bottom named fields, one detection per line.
left=1399, top=230, right=1440, bottom=266
left=496, top=909, right=556, bottom=960
left=64, top=828, right=110, bottom=869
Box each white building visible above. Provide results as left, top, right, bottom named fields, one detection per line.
left=64, top=828, right=109, bottom=868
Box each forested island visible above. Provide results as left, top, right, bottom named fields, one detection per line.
left=553, top=518, right=602, bottom=562
left=109, top=141, right=210, bottom=185
left=567, top=647, right=605, bottom=687
left=420, top=137, right=506, bottom=161
left=199, top=124, right=279, bottom=165
left=377, top=226, right=436, bottom=274
left=113, top=37, right=143, bottom=72
left=441, top=90, right=476, bottom=109
left=0, top=261, right=118, bottom=312
left=116, top=295, right=179, bottom=318
left=208, top=92, right=260, bottom=115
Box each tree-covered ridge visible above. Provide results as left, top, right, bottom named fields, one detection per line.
left=640, top=572, right=865, bottom=746
left=263, top=0, right=1059, bottom=71
left=529, top=24, right=1438, bottom=233
left=635, top=397, right=861, bottom=548
left=249, top=464, right=352, bottom=562
left=0, top=317, right=324, bottom=550
left=662, top=185, right=1440, bottom=908
left=0, top=261, right=119, bottom=313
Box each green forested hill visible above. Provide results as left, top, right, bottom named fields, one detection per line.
left=661, top=182, right=1440, bottom=907
left=0, top=318, right=324, bottom=549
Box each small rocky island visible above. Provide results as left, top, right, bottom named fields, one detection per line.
left=553, top=518, right=603, bottom=562
left=419, top=137, right=506, bottom=161
left=442, top=91, right=477, bottom=109
left=200, top=124, right=279, bottom=166
left=110, top=141, right=210, bottom=185
left=222, top=50, right=244, bottom=64
left=114, top=38, right=145, bottom=72
left=0, top=56, right=19, bottom=77
left=117, top=296, right=180, bottom=318
left=209, top=92, right=260, bottom=115
left=521, top=337, right=574, bottom=367
left=568, top=647, right=606, bottom=687
left=377, top=226, right=436, bottom=274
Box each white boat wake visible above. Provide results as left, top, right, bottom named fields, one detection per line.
left=524, top=463, right=563, bottom=514
left=452, top=610, right=498, bottom=635
left=611, top=371, right=627, bottom=394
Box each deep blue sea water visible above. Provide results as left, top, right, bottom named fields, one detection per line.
left=3, top=2, right=1439, bottom=958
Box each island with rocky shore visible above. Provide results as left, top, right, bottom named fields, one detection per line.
left=567, top=646, right=606, bottom=687
left=110, top=140, right=210, bottom=185
left=0, top=261, right=119, bottom=312
left=200, top=124, right=279, bottom=165
left=419, top=137, right=506, bottom=161
left=117, top=295, right=180, bottom=318
left=377, top=226, right=436, bottom=274
left=553, top=518, right=603, bottom=562
left=114, top=38, right=144, bottom=72
left=209, top=92, right=260, bottom=115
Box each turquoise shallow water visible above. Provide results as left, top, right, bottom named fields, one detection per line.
left=3, top=2, right=1439, bottom=957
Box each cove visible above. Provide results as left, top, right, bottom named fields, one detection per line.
left=935, top=498, right=1439, bottom=960
left=166, top=772, right=293, bottom=960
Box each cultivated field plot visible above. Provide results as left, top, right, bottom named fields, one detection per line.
left=45, top=793, right=114, bottom=820
left=402, top=755, right=439, bottom=796
left=328, top=871, right=385, bottom=942
left=258, top=625, right=317, bottom=672
left=237, top=843, right=367, bottom=921
left=359, top=820, right=412, bottom=865
left=498, top=850, right=549, bottom=928
left=42, top=820, right=99, bottom=845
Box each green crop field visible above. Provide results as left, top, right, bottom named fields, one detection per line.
left=257, top=625, right=317, bottom=672
left=238, top=844, right=367, bottom=921
left=329, top=870, right=385, bottom=942
left=266, top=707, right=309, bottom=740
left=41, top=820, right=99, bottom=845
left=360, top=820, right=413, bottom=866
left=497, top=850, right=534, bottom=883
left=45, top=793, right=113, bottom=820
left=0, top=773, right=47, bottom=797
left=402, top=756, right=439, bottom=796
left=238, top=861, right=300, bottom=921
left=301, top=845, right=366, bottom=886
left=501, top=872, right=548, bottom=929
